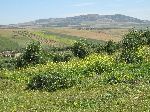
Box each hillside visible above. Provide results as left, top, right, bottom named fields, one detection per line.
left=18, top=14, right=150, bottom=28
left=1, top=28, right=150, bottom=111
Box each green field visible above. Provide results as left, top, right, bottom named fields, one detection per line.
left=0, top=29, right=34, bottom=51
left=0, top=29, right=105, bottom=51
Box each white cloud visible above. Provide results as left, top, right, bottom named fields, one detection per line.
left=72, top=2, right=95, bottom=7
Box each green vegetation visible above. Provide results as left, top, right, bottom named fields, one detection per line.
left=0, top=30, right=33, bottom=52
left=0, top=36, right=20, bottom=51
left=71, top=40, right=90, bottom=58
left=0, top=28, right=150, bottom=111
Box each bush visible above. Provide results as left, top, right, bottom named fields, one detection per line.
left=96, top=41, right=118, bottom=54
left=27, top=72, right=76, bottom=92
left=84, top=61, right=112, bottom=75
left=95, top=44, right=105, bottom=53
left=72, top=40, right=90, bottom=58
left=104, top=40, right=117, bottom=55
left=138, top=28, right=150, bottom=45
left=120, top=50, right=143, bottom=63
left=16, top=42, right=45, bottom=67
left=120, top=29, right=145, bottom=63
left=53, top=51, right=73, bottom=63
left=0, top=58, right=16, bottom=70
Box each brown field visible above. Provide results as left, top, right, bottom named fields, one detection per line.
left=0, top=29, right=14, bottom=37
left=45, top=28, right=128, bottom=42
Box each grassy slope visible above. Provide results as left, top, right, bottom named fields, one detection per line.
left=0, top=77, right=150, bottom=111
left=0, top=29, right=33, bottom=51
left=0, top=48, right=150, bottom=111
left=1, top=29, right=150, bottom=111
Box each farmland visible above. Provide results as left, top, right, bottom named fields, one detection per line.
left=0, top=28, right=128, bottom=53
left=44, top=28, right=128, bottom=42
left=0, top=27, right=150, bottom=111
left=0, top=28, right=113, bottom=51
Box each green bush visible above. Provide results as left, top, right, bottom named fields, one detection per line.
left=120, top=50, right=143, bottom=63
left=72, top=40, right=90, bottom=58
left=104, top=40, right=117, bottom=55
left=84, top=61, right=112, bottom=75
left=96, top=41, right=118, bottom=54
left=138, top=28, right=150, bottom=45
left=0, top=58, right=16, bottom=70
left=95, top=44, right=105, bottom=53
left=102, top=61, right=150, bottom=84
left=27, top=72, right=76, bottom=92
left=120, top=29, right=145, bottom=63
left=53, top=51, right=73, bottom=63
left=16, top=42, right=45, bottom=67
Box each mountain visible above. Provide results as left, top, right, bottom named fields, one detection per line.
left=18, top=14, right=150, bottom=28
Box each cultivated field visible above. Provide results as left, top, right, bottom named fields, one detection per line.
left=0, top=28, right=127, bottom=51
left=44, top=28, right=128, bottom=42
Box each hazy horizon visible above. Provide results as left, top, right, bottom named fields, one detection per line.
left=0, top=0, right=150, bottom=25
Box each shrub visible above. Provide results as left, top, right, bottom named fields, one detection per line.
left=16, top=42, right=45, bottom=67
left=0, top=58, right=16, bottom=70
left=27, top=72, right=76, bottom=92
left=96, top=41, right=118, bottom=54
left=104, top=40, right=117, bottom=55
left=95, top=44, right=105, bottom=53
left=120, top=29, right=144, bottom=63
left=53, top=51, right=73, bottom=63
left=138, top=28, right=150, bottom=45
left=72, top=40, right=90, bottom=58
left=84, top=61, right=112, bottom=75
left=120, top=49, right=143, bottom=63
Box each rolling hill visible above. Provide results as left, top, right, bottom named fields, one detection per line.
left=18, top=14, right=150, bottom=28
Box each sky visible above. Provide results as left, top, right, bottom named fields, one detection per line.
left=0, top=0, right=150, bottom=25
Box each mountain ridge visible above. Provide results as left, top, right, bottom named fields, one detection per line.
left=18, top=14, right=150, bottom=28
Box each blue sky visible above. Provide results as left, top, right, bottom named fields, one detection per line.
left=0, top=0, right=150, bottom=25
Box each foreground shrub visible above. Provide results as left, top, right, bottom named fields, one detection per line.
left=104, top=40, right=117, bottom=55
left=27, top=72, right=76, bottom=92
left=0, top=58, right=16, bottom=70
left=72, top=40, right=90, bottom=58
left=120, top=29, right=145, bottom=63
left=84, top=60, right=113, bottom=75
left=101, top=61, right=150, bottom=85
left=137, top=46, right=150, bottom=62
left=53, top=51, right=73, bottom=63
left=120, top=50, right=143, bottom=63
left=16, top=42, right=45, bottom=67
left=96, top=40, right=118, bottom=54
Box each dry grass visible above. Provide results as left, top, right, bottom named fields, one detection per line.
left=45, top=28, right=128, bottom=42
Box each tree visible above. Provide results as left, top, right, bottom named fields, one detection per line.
left=72, top=40, right=89, bottom=58
left=104, top=40, right=117, bottom=55
left=16, top=41, right=45, bottom=67
left=120, top=29, right=143, bottom=63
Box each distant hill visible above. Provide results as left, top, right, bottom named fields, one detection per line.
left=18, top=14, right=150, bottom=28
